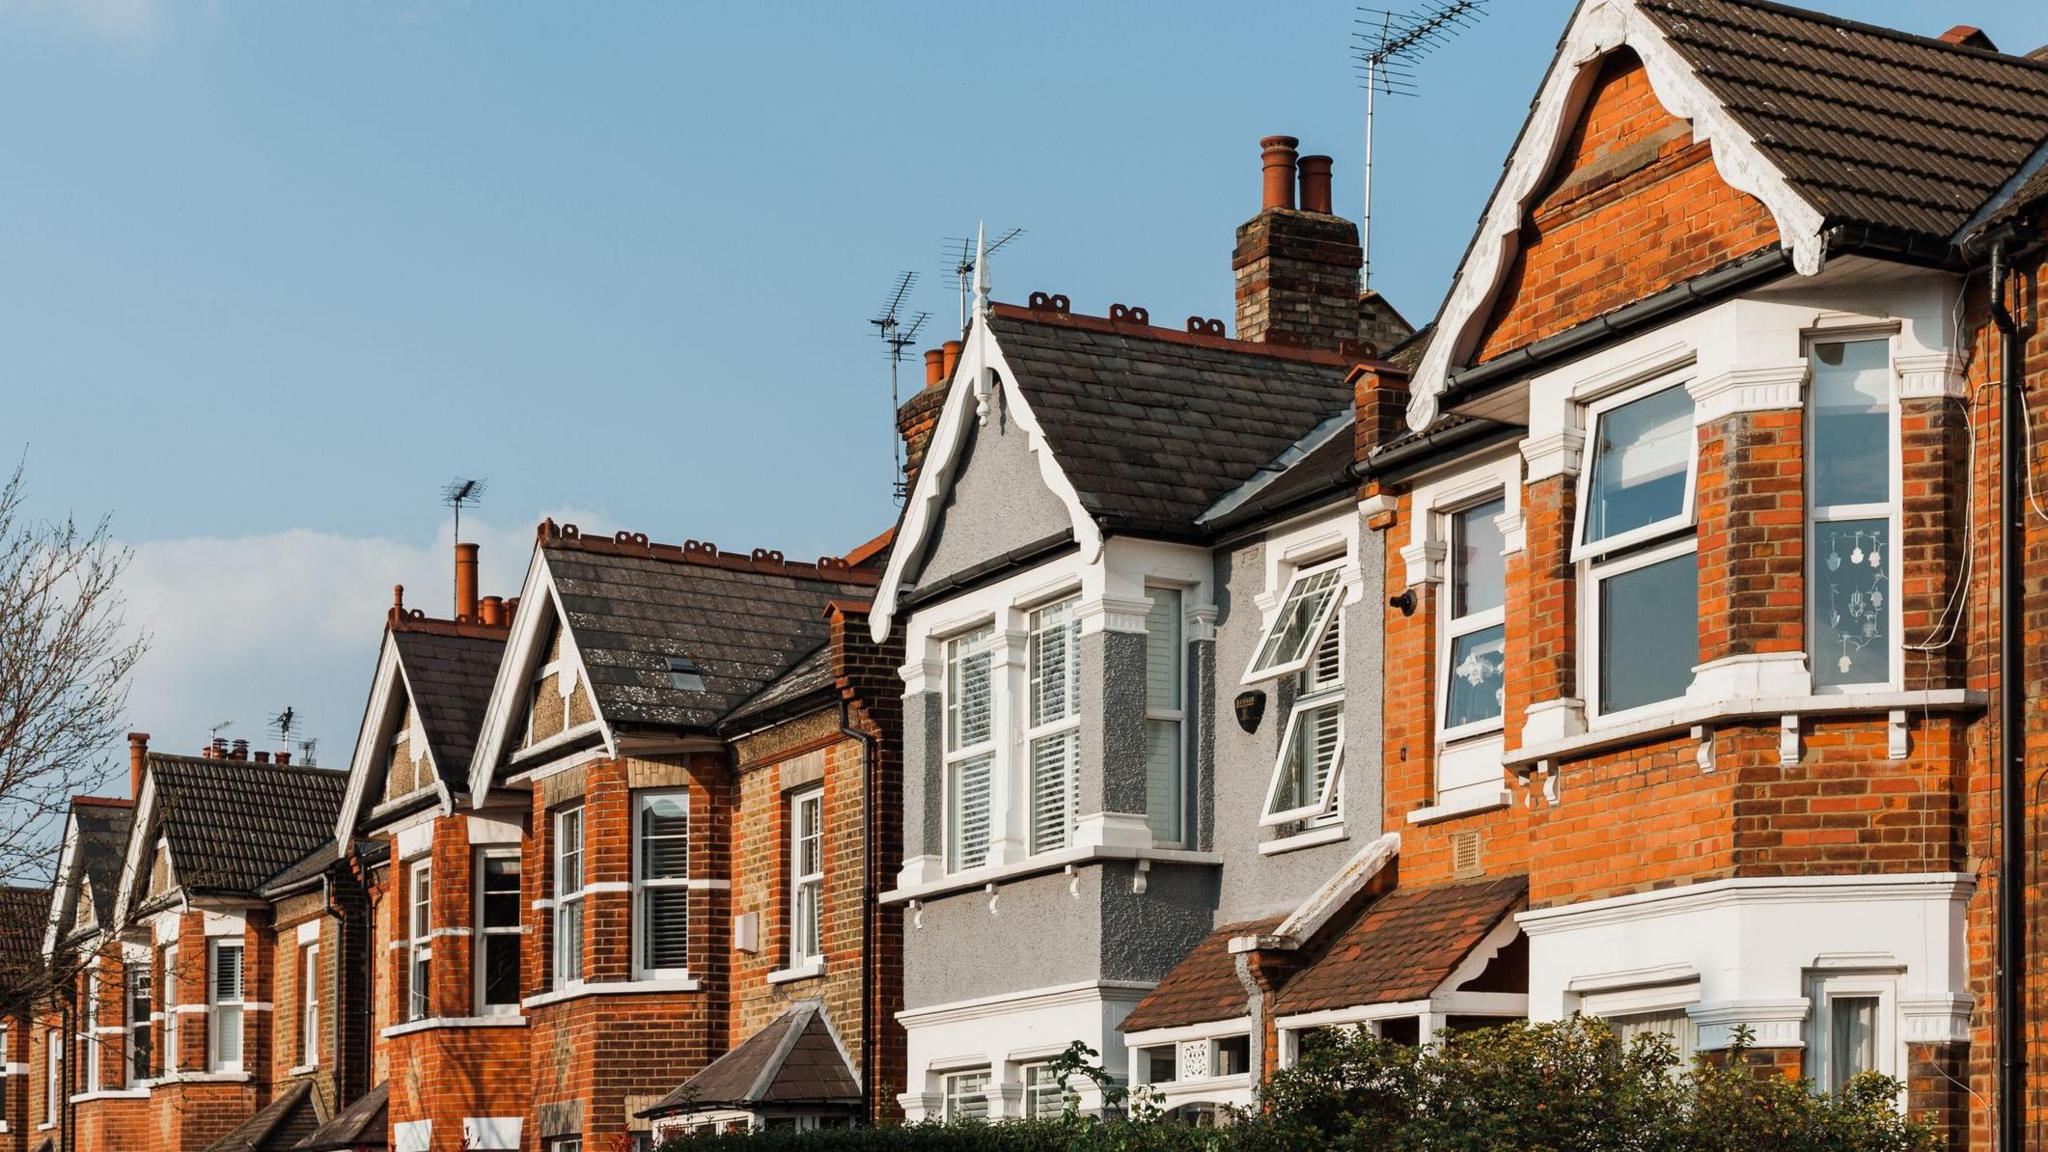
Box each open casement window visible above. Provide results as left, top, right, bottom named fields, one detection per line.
left=1027, top=597, right=1082, bottom=854
left=554, top=806, right=585, bottom=988
left=789, top=787, right=824, bottom=969
left=298, top=943, right=319, bottom=1066
left=942, top=1069, right=991, bottom=1122
left=1577, top=378, right=1700, bottom=720
left=635, top=791, right=691, bottom=979
left=126, top=963, right=152, bottom=1084
left=477, top=849, right=522, bottom=1013
left=208, top=940, right=244, bottom=1072
left=1809, top=338, right=1897, bottom=691
left=943, top=626, right=995, bottom=873
left=1262, top=615, right=1344, bottom=827
left=162, top=944, right=179, bottom=1074
left=407, top=861, right=432, bottom=1020
left=1144, top=587, right=1186, bottom=845
left=1244, top=563, right=1345, bottom=683
left=1440, top=496, right=1507, bottom=739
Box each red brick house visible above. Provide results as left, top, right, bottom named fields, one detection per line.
left=35, top=795, right=134, bottom=1152
left=0, top=885, right=52, bottom=1152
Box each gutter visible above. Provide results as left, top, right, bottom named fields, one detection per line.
left=1348, top=418, right=1526, bottom=486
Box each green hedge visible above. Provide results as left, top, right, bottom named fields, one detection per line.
left=657, top=1018, right=1934, bottom=1152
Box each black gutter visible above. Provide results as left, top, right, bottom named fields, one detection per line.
left=1991, top=237, right=2025, bottom=1152
left=897, top=530, right=1076, bottom=613
left=1437, top=246, right=1798, bottom=411
left=1351, top=418, right=1527, bottom=485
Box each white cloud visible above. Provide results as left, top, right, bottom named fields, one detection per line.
left=1, top=0, right=163, bottom=39
left=114, top=513, right=581, bottom=779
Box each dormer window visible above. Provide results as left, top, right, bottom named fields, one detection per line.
left=666, top=656, right=707, bottom=693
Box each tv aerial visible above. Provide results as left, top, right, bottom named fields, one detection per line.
left=1355, top=1, right=1487, bottom=291
left=869, top=272, right=930, bottom=504
left=942, top=227, right=1023, bottom=332
left=442, top=476, right=487, bottom=614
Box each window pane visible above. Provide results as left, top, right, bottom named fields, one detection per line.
left=1024, top=1065, right=1062, bottom=1118
left=1812, top=340, right=1891, bottom=508
left=1452, top=497, right=1507, bottom=617
left=946, top=1071, right=990, bottom=1121
left=1145, top=589, right=1182, bottom=711
left=1029, top=599, right=1079, bottom=726
left=1609, top=1008, right=1698, bottom=1059
left=946, top=628, right=994, bottom=750
left=794, top=880, right=822, bottom=962
left=482, top=856, right=521, bottom=929
left=1269, top=702, right=1342, bottom=819
left=1829, top=995, right=1879, bottom=1091
left=641, top=887, right=689, bottom=972
left=213, top=945, right=243, bottom=1002
left=216, top=1006, right=242, bottom=1067
left=1029, top=730, right=1079, bottom=852
left=947, top=753, right=993, bottom=871
left=1813, top=518, right=1890, bottom=688
left=1598, top=551, right=1698, bottom=714
left=1584, top=385, right=1694, bottom=544
left=556, top=899, right=583, bottom=985
left=1144, top=719, right=1181, bottom=843
left=484, top=936, right=521, bottom=1007
left=1444, top=623, right=1507, bottom=728
left=1251, top=568, right=1342, bottom=674
left=639, top=796, right=689, bottom=880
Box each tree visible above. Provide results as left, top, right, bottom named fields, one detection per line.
left=0, top=460, right=146, bottom=889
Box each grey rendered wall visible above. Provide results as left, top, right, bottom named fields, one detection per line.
left=1208, top=520, right=1386, bottom=924
left=903, top=690, right=943, bottom=862
left=909, top=402, right=1071, bottom=591
left=1081, top=630, right=1149, bottom=815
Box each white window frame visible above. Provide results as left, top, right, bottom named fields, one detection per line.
left=553, top=806, right=585, bottom=989
left=1261, top=614, right=1345, bottom=828
left=942, top=624, right=997, bottom=874
left=1242, top=563, right=1346, bottom=684
left=44, top=1030, right=58, bottom=1124
left=1144, top=584, right=1188, bottom=847
left=1582, top=533, right=1699, bottom=726
left=297, top=941, right=319, bottom=1067
left=1807, top=972, right=1899, bottom=1095
left=475, top=847, right=522, bottom=1015
left=207, top=939, right=244, bottom=1073
left=941, top=1068, right=990, bottom=1122
left=1024, top=596, right=1082, bottom=855
left=1020, top=1061, right=1063, bottom=1119
left=1570, top=375, right=1700, bottom=563
left=162, top=944, right=179, bottom=1074
left=126, top=960, right=152, bottom=1085
left=632, top=789, right=692, bottom=981
left=80, top=962, right=100, bottom=1093
left=407, top=860, right=432, bottom=1022
left=1806, top=334, right=1902, bottom=695
left=1438, top=493, right=1509, bottom=744
left=788, top=786, right=824, bottom=971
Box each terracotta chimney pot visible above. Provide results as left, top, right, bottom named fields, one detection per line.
left=255, top=751, right=271, bottom=764
left=127, top=732, right=149, bottom=799
left=231, top=738, right=249, bottom=761
left=1299, top=155, right=1334, bottom=214
left=1261, top=135, right=1300, bottom=210
left=480, top=596, right=504, bottom=627
left=924, top=348, right=945, bottom=389
left=455, top=543, right=480, bottom=622
left=277, top=751, right=291, bottom=766
left=941, top=340, right=963, bottom=380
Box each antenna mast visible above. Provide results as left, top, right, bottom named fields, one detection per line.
left=1355, top=1, right=1486, bottom=292
left=943, top=226, right=1023, bottom=333
left=441, top=477, right=486, bottom=613
left=869, top=272, right=929, bottom=504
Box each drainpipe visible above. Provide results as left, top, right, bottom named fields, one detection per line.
left=837, top=699, right=882, bottom=1126
left=1991, top=238, right=2025, bottom=1152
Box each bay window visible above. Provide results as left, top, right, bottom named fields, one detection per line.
left=477, top=849, right=522, bottom=1012
left=208, top=940, right=243, bottom=1072
left=789, top=787, right=824, bottom=969
left=1441, top=496, right=1507, bottom=737
left=407, top=861, right=431, bottom=1021
left=942, top=1069, right=990, bottom=1121
left=553, top=806, right=585, bottom=988
left=1809, top=338, right=1896, bottom=690
left=1026, top=597, right=1081, bottom=854
left=635, top=791, right=691, bottom=979
left=943, top=626, right=995, bottom=873
left=1808, top=974, right=1895, bottom=1093
left=162, top=944, right=179, bottom=1074
left=1577, top=379, right=1699, bottom=719
left=1022, top=1063, right=1063, bottom=1118
left=1144, top=587, right=1186, bottom=845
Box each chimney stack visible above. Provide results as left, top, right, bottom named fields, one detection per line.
left=128, top=732, right=149, bottom=799
left=231, top=738, right=249, bottom=761
left=1298, top=155, right=1334, bottom=215
left=455, top=543, right=480, bottom=622
left=1233, top=134, right=1366, bottom=350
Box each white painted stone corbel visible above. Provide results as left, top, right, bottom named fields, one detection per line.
left=1132, top=859, right=1151, bottom=896
left=909, top=900, right=923, bottom=931
left=1359, top=492, right=1397, bottom=524
left=1188, top=604, right=1219, bottom=643
left=1077, top=595, right=1152, bottom=637
left=1896, top=351, right=1968, bottom=401
left=1888, top=710, right=1909, bottom=760
left=1064, top=864, right=1080, bottom=899
left=1686, top=361, right=1807, bottom=423
left=1543, top=765, right=1559, bottom=806
left=1520, top=429, right=1586, bottom=482
left=1523, top=698, right=1588, bottom=745
left=1397, top=540, right=1447, bottom=586
left=1692, top=726, right=1715, bottom=774
left=985, top=882, right=1000, bottom=917
left=1780, top=714, right=1801, bottom=766
left=1495, top=506, right=1527, bottom=556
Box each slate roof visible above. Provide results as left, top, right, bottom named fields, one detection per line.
left=0, top=886, right=51, bottom=995
left=540, top=532, right=874, bottom=733
left=296, top=1082, right=387, bottom=1151
left=987, top=304, right=1363, bottom=540
left=391, top=623, right=505, bottom=790
left=1120, top=917, right=1281, bottom=1034
left=1201, top=414, right=1356, bottom=531
left=642, top=1002, right=862, bottom=1116
left=722, top=643, right=835, bottom=728
left=203, top=1080, right=322, bottom=1152
left=1274, top=875, right=1528, bottom=1017
left=1639, top=0, right=2048, bottom=240
left=147, top=755, right=349, bottom=900
left=65, top=798, right=133, bottom=941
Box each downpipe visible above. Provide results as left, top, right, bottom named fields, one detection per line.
left=1992, top=238, right=2025, bottom=1152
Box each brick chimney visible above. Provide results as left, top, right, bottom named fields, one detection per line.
left=897, top=342, right=956, bottom=496
left=455, top=542, right=480, bottom=622
left=1233, top=136, right=1365, bottom=350
left=128, top=732, right=149, bottom=798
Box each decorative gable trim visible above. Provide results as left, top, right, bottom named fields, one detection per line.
left=1406, top=0, right=1827, bottom=432
left=111, top=777, right=161, bottom=929
left=466, top=548, right=614, bottom=800
left=870, top=311, right=1105, bottom=642
left=337, top=634, right=453, bottom=846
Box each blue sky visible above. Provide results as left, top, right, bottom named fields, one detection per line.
left=6, top=0, right=2046, bottom=774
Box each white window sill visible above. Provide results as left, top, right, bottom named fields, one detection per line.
left=521, top=978, right=701, bottom=1010
left=766, top=962, right=826, bottom=986
left=1407, top=791, right=1513, bottom=826
left=69, top=1088, right=150, bottom=1103
left=1506, top=689, right=1985, bottom=769
left=148, top=1070, right=253, bottom=1084
left=287, top=1063, right=321, bottom=1077
left=882, top=844, right=1223, bottom=904
left=380, top=1015, right=529, bottom=1039
left=37, top=1123, right=56, bottom=1133
left=1257, top=823, right=1347, bottom=857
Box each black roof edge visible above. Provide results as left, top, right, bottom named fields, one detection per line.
left=1353, top=419, right=1528, bottom=488
left=360, top=789, right=441, bottom=836
left=898, top=530, right=1077, bottom=613
left=718, top=684, right=839, bottom=740
left=1205, top=482, right=1357, bottom=548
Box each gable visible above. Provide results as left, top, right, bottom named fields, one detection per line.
left=382, top=699, right=433, bottom=803
left=905, top=401, right=1072, bottom=591
left=71, top=883, right=95, bottom=934
left=147, top=841, right=175, bottom=900
left=1470, top=48, right=1778, bottom=365
left=523, top=615, right=599, bottom=749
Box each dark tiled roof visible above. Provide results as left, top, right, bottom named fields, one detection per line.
left=0, top=887, right=51, bottom=969
left=69, top=798, right=134, bottom=938
left=1639, top=0, right=2048, bottom=240
left=642, top=1003, right=861, bottom=1116
left=150, top=755, right=349, bottom=899
left=988, top=306, right=1361, bottom=540
left=1120, top=917, right=1280, bottom=1034
left=1274, top=875, right=1527, bottom=1017
left=391, top=624, right=505, bottom=791
left=204, top=1080, right=322, bottom=1152
left=296, top=1082, right=387, bottom=1151
left=1202, top=415, right=1356, bottom=531
left=541, top=535, right=873, bottom=733
left=722, top=643, right=834, bottom=728
left=257, top=835, right=385, bottom=897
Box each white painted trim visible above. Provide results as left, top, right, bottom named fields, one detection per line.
left=296, top=920, right=321, bottom=944
left=467, top=558, right=617, bottom=799
left=1406, top=0, right=1828, bottom=431
left=898, top=979, right=1155, bottom=1028
left=881, top=844, right=1222, bottom=905
left=463, top=1117, right=524, bottom=1151
left=68, top=1089, right=149, bottom=1103
left=1506, top=689, right=1982, bottom=768
left=338, top=633, right=454, bottom=845
left=1687, top=360, right=1807, bottom=422
left=1255, top=824, right=1348, bottom=857
left=519, top=978, right=702, bottom=1010
left=766, top=962, right=826, bottom=986
left=1407, top=791, right=1513, bottom=826
left=872, top=309, right=1106, bottom=642
left=381, top=1015, right=529, bottom=1039
left=1519, top=873, right=1975, bottom=934
left=395, top=1119, right=432, bottom=1152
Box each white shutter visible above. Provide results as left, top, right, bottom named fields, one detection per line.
left=946, top=628, right=994, bottom=751
left=1308, top=703, right=1343, bottom=806
left=1144, top=720, right=1181, bottom=842
left=1030, top=730, right=1079, bottom=852
left=949, top=753, right=993, bottom=870
left=641, top=888, right=690, bottom=972
left=1029, top=602, right=1078, bottom=726
left=212, top=943, right=242, bottom=1002
left=1145, top=590, right=1181, bottom=710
